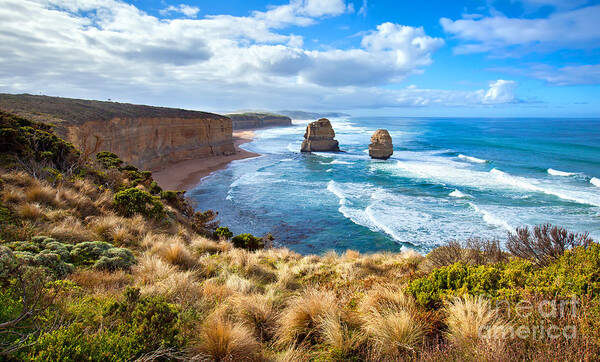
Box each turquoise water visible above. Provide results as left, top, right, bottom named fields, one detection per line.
left=190, top=118, right=600, bottom=254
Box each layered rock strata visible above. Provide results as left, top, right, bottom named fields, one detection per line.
left=227, top=112, right=292, bottom=130
left=300, top=118, right=340, bottom=152
left=369, top=129, right=393, bottom=160
left=0, top=93, right=235, bottom=170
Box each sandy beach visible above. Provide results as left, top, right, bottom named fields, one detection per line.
left=153, top=130, right=259, bottom=191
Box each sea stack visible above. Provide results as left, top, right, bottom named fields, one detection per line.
left=369, top=129, right=393, bottom=160
left=300, top=118, right=340, bottom=152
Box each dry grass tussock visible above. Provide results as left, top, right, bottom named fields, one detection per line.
left=231, top=293, right=279, bottom=342
left=45, top=216, right=97, bottom=242
left=133, top=254, right=202, bottom=307
left=277, top=288, right=341, bottom=346
left=25, top=182, right=57, bottom=206
left=15, top=202, right=45, bottom=220
left=0, top=170, right=36, bottom=187
left=191, top=237, right=232, bottom=255
left=55, top=187, right=98, bottom=217
left=363, top=309, right=425, bottom=358
left=445, top=295, right=512, bottom=350
left=192, top=313, right=260, bottom=361
left=68, top=269, right=132, bottom=295
left=358, top=285, right=416, bottom=316
left=1, top=185, right=25, bottom=204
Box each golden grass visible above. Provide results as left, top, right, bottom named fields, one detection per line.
left=25, top=183, right=57, bottom=206
left=15, top=202, right=44, bottom=219
left=445, top=295, right=512, bottom=349
left=68, top=269, right=132, bottom=295
left=318, top=312, right=363, bottom=356
left=277, top=289, right=340, bottom=346
left=1, top=185, right=24, bottom=204
left=193, top=314, right=260, bottom=361
left=46, top=216, right=97, bottom=242
left=362, top=309, right=425, bottom=358
left=134, top=255, right=202, bottom=307
left=224, top=273, right=256, bottom=294
left=0, top=171, right=36, bottom=187
left=191, top=237, right=232, bottom=255
left=232, top=293, right=279, bottom=342
left=56, top=187, right=98, bottom=217
left=358, top=285, right=415, bottom=316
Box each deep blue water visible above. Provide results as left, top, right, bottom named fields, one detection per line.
left=189, top=117, right=600, bottom=254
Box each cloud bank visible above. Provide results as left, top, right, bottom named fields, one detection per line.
left=0, top=0, right=517, bottom=111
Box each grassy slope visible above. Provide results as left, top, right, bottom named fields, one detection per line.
left=0, top=110, right=599, bottom=361
left=0, top=93, right=226, bottom=125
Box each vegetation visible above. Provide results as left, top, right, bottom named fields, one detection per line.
left=0, top=108, right=598, bottom=360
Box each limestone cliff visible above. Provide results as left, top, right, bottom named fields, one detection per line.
left=301, top=118, right=340, bottom=152
left=0, top=93, right=235, bottom=170
left=226, top=112, right=292, bottom=130
left=369, top=129, right=393, bottom=160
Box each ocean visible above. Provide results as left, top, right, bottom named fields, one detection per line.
left=189, top=117, right=600, bottom=254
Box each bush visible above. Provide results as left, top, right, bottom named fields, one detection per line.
left=104, top=287, right=181, bottom=354
left=507, top=224, right=593, bottom=266
left=114, top=188, right=165, bottom=219
left=231, top=233, right=264, bottom=251
left=3, top=237, right=135, bottom=277
left=96, top=152, right=123, bottom=169
left=70, top=241, right=135, bottom=271
left=213, top=227, right=233, bottom=240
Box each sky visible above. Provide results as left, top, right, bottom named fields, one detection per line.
left=0, top=0, right=599, bottom=117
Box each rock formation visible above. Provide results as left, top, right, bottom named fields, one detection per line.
left=369, top=129, right=393, bottom=160
left=301, top=118, right=340, bottom=152
left=226, top=112, right=292, bottom=130
left=0, top=93, right=235, bottom=170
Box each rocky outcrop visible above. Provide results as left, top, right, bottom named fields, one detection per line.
left=300, top=118, right=340, bottom=152
left=227, top=112, right=292, bottom=130
left=0, top=93, right=235, bottom=170
left=369, top=129, right=393, bottom=160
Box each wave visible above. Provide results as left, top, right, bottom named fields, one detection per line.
left=469, top=203, right=513, bottom=232
left=591, top=177, right=600, bottom=188
left=490, top=168, right=600, bottom=207
left=458, top=154, right=488, bottom=164
left=330, top=160, right=354, bottom=165
left=449, top=189, right=470, bottom=198
left=547, top=168, right=576, bottom=177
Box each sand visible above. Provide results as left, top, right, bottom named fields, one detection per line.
left=152, top=130, right=259, bottom=191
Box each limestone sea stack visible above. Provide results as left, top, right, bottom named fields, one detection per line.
left=300, top=118, right=340, bottom=152
left=369, top=129, right=393, bottom=160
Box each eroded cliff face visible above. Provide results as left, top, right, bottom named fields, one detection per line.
left=62, top=116, right=235, bottom=170
left=227, top=113, right=292, bottom=130
left=0, top=94, right=235, bottom=171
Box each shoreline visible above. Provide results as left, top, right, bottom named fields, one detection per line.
left=152, top=130, right=259, bottom=191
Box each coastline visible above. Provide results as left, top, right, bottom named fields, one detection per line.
left=153, top=130, right=259, bottom=191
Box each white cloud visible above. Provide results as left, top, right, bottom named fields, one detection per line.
left=160, top=4, right=200, bottom=18
left=494, top=64, right=600, bottom=85
left=483, top=80, right=517, bottom=103
left=441, top=5, right=600, bottom=54
left=0, top=0, right=517, bottom=111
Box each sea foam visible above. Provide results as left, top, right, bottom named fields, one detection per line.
left=591, top=177, right=600, bottom=188
left=449, top=189, right=470, bottom=198
left=548, top=168, right=576, bottom=177
left=458, top=154, right=487, bottom=163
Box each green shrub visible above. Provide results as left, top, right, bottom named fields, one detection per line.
left=213, top=227, right=233, bottom=240
left=3, top=238, right=135, bottom=277
left=149, top=180, right=162, bottom=195
left=96, top=151, right=123, bottom=169
left=0, top=245, right=18, bottom=281
left=104, top=287, right=181, bottom=353
left=114, top=188, right=165, bottom=219
left=70, top=241, right=135, bottom=271
left=231, top=233, right=264, bottom=251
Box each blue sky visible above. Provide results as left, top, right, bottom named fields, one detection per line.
left=0, top=0, right=599, bottom=116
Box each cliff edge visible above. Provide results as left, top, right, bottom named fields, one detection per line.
left=226, top=112, right=292, bottom=130
left=0, top=93, right=235, bottom=171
